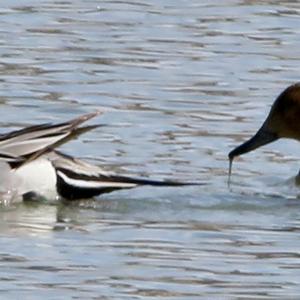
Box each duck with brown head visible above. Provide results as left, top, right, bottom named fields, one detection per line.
left=228, top=83, right=300, bottom=180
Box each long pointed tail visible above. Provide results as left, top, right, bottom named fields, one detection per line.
left=53, top=151, right=202, bottom=200
left=56, top=173, right=202, bottom=200
left=105, top=175, right=200, bottom=187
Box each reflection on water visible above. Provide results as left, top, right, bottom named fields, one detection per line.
left=1, top=0, right=300, bottom=299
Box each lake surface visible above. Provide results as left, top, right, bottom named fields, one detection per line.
left=1, top=0, right=300, bottom=299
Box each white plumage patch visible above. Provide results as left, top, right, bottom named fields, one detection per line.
left=14, top=158, right=58, bottom=199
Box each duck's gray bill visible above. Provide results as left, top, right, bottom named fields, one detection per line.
left=229, top=127, right=278, bottom=159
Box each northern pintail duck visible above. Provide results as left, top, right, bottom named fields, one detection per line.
left=229, top=83, right=300, bottom=175
left=0, top=112, right=193, bottom=202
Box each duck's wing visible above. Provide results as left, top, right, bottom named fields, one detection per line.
left=0, top=112, right=101, bottom=165
left=51, top=151, right=200, bottom=200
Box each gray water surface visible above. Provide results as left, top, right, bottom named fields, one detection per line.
left=1, top=1, right=300, bottom=299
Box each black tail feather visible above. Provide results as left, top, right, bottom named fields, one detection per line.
left=107, top=175, right=202, bottom=187
left=56, top=167, right=202, bottom=200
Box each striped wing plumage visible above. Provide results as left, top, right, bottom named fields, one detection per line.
left=0, top=112, right=101, bottom=165
left=51, top=151, right=196, bottom=200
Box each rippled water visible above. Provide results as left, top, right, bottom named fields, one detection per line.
left=1, top=0, right=300, bottom=299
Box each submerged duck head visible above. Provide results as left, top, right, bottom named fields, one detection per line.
left=229, top=83, right=300, bottom=160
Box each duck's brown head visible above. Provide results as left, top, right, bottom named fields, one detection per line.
left=229, top=83, right=300, bottom=160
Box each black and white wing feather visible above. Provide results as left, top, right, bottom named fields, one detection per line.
left=51, top=151, right=198, bottom=200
